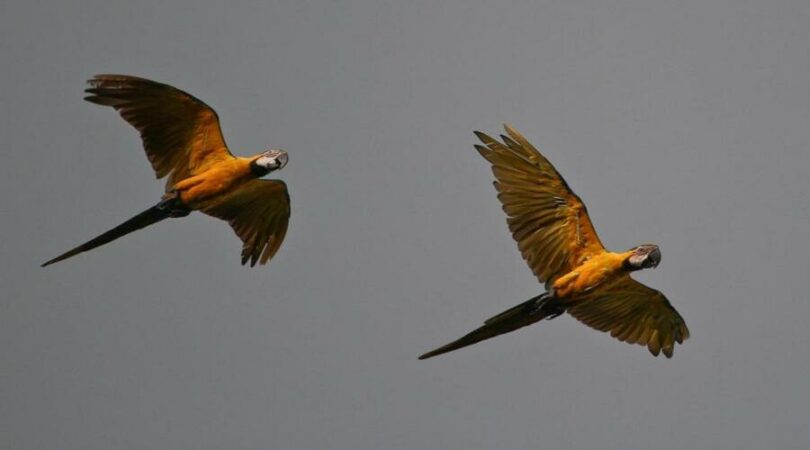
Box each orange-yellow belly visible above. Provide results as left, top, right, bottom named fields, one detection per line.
left=173, top=158, right=253, bottom=207
left=552, top=251, right=631, bottom=298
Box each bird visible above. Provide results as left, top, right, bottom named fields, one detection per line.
left=42, top=75, right=291, bottom=267
left=419, top=125, right=689, bottom=359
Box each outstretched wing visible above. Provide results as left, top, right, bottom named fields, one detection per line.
left=200, top=180, right=290, bottom=267
left=84, top=74, right=233, bottom=189
left=476, top=124, right=605, bottom=285
left=567, top=276, right=690, bottom=357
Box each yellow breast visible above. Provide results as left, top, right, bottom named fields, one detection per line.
left=175, top=157, right=254, bottom=207
left=552, top=251, right=632, bottom=298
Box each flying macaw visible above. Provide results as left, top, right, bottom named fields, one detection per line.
left=420, top=125, right=689, bottom=359
left=42, top=75, right=290, bottom=267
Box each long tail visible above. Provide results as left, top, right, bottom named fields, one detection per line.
left=418, top=293, right=563, bottom=360
left=41, top=199, right=189, bottom=267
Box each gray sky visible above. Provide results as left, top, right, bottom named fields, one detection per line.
left=3, top=0, right=810, bottom=449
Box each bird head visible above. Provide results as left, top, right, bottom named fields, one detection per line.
left=625, top=244, right=661, bottom=270
left=251, top=149, right=288, bottom=176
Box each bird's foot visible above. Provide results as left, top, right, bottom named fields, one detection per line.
left=156, top=194, right=191, bottom=218
left=530, top=292, right=565, bottom=320
left=161, top=190, right=180, bottom=201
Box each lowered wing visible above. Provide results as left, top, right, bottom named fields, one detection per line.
left=567, top=276, right=690, bottom=357
left=200, top=179, right=290, bottom=267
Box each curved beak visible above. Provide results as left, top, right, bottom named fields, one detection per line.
left=273, top=150, right=289, bottom=171
left=646, top=247, right=661, bottom=268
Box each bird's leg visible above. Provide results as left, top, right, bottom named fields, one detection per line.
left=160, top=190, right=179, bottom=201
left=529, top=292, right=550, bottom=312
left=530, top=291, right=565, bottom=320
left=156, top=191, right=191, bottom=218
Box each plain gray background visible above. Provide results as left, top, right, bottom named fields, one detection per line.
left=2, top=0, right=810, bottom=449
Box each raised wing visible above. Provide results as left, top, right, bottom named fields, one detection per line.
left=567, top=276, right=690, bottom=357
left=84, top=74, right=233, bottom=189
left=200, top=180, right=290, bottom=267
left=476, top=124, right=605, bottom=285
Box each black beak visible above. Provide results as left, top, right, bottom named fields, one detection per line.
left=646, top=248, right=661, bottom=268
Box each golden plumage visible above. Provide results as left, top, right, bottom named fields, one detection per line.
left=43, top=75, right=290, bottom=267
left=420, top=125, right=688, bottom=359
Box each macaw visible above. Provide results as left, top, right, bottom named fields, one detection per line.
left=42, top=75, right=290, bottom=267
left=420, top=125, right=689, bottom=359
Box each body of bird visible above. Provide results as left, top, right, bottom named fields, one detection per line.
left=173, top=157, right=256, bottom=207
left=551, top=250, right=632, bottom=299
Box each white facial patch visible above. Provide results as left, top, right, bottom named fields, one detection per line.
left=628, top=253, right=647, bottom=267
left=255, top=155, right=274, bottom=169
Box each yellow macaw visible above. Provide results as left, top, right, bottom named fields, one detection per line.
left=43, top=75, right=290, bottom=267
left=420, top=125, right=689, bottom=359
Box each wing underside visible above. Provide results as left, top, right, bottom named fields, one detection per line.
left=85, top=74, right=234, bottom=189
left=475, top=125, right=605, bottom=284
left=200, top=179, right=291, bottom=266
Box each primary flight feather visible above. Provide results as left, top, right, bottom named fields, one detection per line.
left=42, top=75, right=290, bottom=267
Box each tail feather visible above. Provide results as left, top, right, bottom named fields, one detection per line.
left=419, top=293, right=561, bottom=360
left=41, top=200, right=185, bottom=267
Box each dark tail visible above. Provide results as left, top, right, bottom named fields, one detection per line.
left=419, top=293, right=563, bottom=360
left=41, top=199, right=189, bottom=267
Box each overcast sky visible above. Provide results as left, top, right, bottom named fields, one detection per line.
left=3, top=1, right=810, bottom=449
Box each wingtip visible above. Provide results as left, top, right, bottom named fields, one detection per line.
left=503, top=123, right=525, bottom=141
left=241, top=258, right=260, bottom=268
left=474, top=144, right=490, bottom=157
left=503, top=123, right=518, bottom=133
left=85, top=75, right=110, bottom=88
left=87, top=74, right=145, bottom=82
